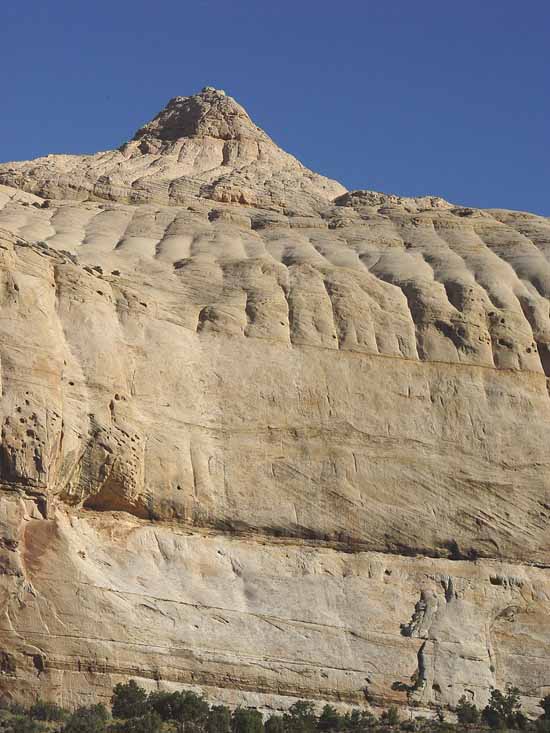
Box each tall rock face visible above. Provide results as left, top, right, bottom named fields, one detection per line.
left=0, top=87, right=550, bottom=713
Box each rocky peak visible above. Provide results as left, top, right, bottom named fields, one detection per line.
left=0, top=87, right=346, bottom=211
left=130, top=87, right=269, bottom=144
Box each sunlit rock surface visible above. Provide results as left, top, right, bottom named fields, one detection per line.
left=0, top=88, right=550, bottom=714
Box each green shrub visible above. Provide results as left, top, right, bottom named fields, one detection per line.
left=7, top=679, right=539, bottom=733
left=63, top=703, right=109, bottom=733
left=482, top=686, right=523, bottom=729
left=265, top=715, right=285, bottom=733
left=232, top=707, right=264, bottom=733
left=111, top=679, right=147, bottom=719
left=381, top=706, right=400, bottom=726
left=29, top=699, right=67, bottom=721
left=345, top=709, right=376, bottom=731
left=112, top=710, right=162, bottom=733
left=208, top=705, right=232, bottom=733
left=148, top=689, right=209, bottom=725
left=285, top=701, right=316, bottom=733
left=5, top=717, right=44, bottom=733
left=455, top=696, right=479, bottom=726
left=176, top=690, right=210, bottom=726
left=318, top=705, right=345, bottom=732
left=7, top=703, right=28, bottom=717
left=146, top=690, right=174, bottom=720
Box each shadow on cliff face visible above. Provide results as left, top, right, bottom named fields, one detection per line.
left=83, top=481, right=151, bottom=520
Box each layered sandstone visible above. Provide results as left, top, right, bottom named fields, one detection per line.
left=0, top=88, right=549, bottom=715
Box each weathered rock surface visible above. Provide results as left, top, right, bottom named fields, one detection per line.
left=0, top=87, right=344, bottom=212
left=0, top=88, right=550, bottom=714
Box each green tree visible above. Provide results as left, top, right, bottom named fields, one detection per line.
left=63, top=704, right=109, bottom=733
left=265, top=715, right=285, bottom=733
left=29, top=700, right=67, bottom=722
left=208, top=705, right=232, bottom=733
left=318, top=705, right=343, bottom=732
left=111, top=680, right=147, bottom=719
left=147, top=690, right=209, bottom=731
left=380, top=706, right=399, bottom=726
left=232, top=707, right=264, bottom=733
left=113, top=710, right=162, bottom=733
left=178, top=691, right=209, bottom=730
left=147, top=691, right=175, bottom=721
left=482, top=686, right=523, bottom=730
left=345, top=709, right=376, bottom=732
left=285, top=701, right=316, bottom=733
left=455, top=696, right=479, bottom=726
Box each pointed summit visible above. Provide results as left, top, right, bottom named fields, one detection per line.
left=0, top=88, right=346, bottom=212
left=130, top=87, right=267, bottom=144
left=118, top=86, right=292, bottom=183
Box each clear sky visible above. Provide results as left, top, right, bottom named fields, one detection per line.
left=2, top=0, right=548, bottom=214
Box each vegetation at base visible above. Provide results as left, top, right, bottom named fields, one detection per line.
left=1, top=682, right=549, bottom=733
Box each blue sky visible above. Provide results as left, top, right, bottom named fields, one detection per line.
left=2, top=0, right=548, bottom=214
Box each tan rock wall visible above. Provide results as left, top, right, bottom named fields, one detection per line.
left=1, top=506, right=550, bottom=716
left=0, top=221, right=550, bottom=712
left=0, top=87, right=549, bottom=713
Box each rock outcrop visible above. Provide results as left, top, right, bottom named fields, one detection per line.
left=0, top=88, right=550, bottom=715
left=0, top=87, right=344, bottom=212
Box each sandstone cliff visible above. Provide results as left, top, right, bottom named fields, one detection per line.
left=0, top=87, right=549, bottom=716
